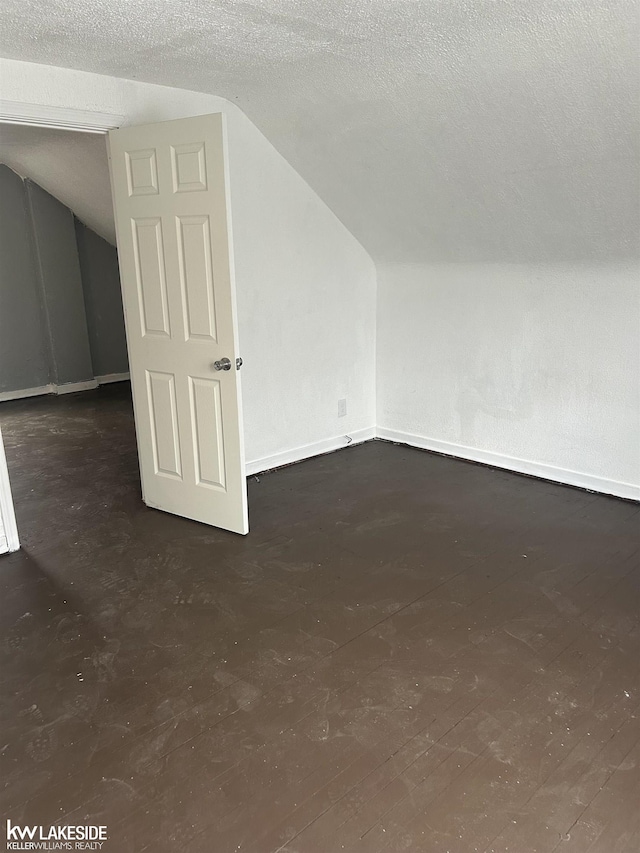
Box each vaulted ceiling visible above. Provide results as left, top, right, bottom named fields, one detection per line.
left=0, top=125, right=113, bottom=243
left=1, top=0, right=638, bottom=262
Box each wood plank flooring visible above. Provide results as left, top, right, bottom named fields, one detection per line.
left=0, top=384, right=638, bottom=852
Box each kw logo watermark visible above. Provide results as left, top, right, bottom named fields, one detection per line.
left=5, top=821, right=108, bottom=851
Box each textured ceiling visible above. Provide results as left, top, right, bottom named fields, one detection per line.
left=0, top=124, right=114, bottom=243
left=1, top=0, right=638, bottom=262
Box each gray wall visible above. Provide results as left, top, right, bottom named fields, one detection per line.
left=75, top=220, right=128, bottom=377
left=0, top=166, right=128, bottom=396
left=0, top=165, right=50, bottom=393
left=25, top=180, right=94, bottom=387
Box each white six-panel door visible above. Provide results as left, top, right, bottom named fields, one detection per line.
left=108, top=114, right=248, bottom=534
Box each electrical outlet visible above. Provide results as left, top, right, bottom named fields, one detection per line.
left=338, top=398, right=347, bottom=418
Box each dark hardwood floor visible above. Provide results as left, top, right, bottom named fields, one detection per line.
left=1, top=384, right=638, bottom=853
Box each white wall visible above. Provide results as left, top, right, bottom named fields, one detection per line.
left=2, top=58, right=635, bottom=501
left=377, top=264, right=640, bottom=500
left=0, top=59, right=376, bottom=469
left=227, top=108, right=375, bottom=470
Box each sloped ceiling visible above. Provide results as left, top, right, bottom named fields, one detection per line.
left=1, top=0, right=638, bottom=262
left=0, top=125, right=114, bottom=243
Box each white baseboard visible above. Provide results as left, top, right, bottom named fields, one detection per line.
left=0, top=384, right=54, bottom=403
left=96, top=372, right=130, bottom=385
left=1, top=378, right=635, bottom=503
left=0, top=380, right=103, bottom=401
left=56, top=379, right=99, bottom=395
left=376, top=427, right=640, bottom=502
left=246, top=427, right=376, bottom=476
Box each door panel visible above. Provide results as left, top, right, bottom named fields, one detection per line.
left=108, top=113, right=248, bottom=534
left=132, top=218, right=170, bottom=336
left=146, top=370, right=182, bottom=479
left=189, top=377, right=226, bottom=489
left=176, top=215, right=217, bottom=340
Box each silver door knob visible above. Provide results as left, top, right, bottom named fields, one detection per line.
left=236, top=357, right=243, bottom=370
left=213, top=357, right=232, bottom=371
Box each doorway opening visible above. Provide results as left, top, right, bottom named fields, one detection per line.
left=0, top=121, right=135, bottom=551
left=0, top=110, right=249, bottom=542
